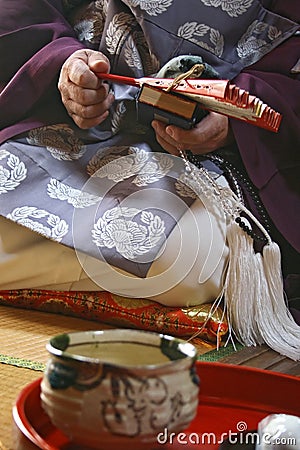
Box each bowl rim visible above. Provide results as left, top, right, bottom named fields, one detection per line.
left=46, top=328, right=198, bottom=369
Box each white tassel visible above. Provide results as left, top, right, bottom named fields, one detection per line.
left=179, top=150, right=300, bottom=361
left=224, top=222, right=300, bottom=361
left=256, top=243, right=300, bottom=360
left=224, top=220, right=264, bottom=347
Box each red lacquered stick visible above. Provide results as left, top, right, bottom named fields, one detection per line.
left=96, top=72, right=141, bottom=87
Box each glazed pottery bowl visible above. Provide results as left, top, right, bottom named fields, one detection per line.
left=40, top=329, right=199, bottom=449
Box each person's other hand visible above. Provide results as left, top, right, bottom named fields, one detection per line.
left=58, top=49, right=115, bottom=129
left=151, top=111, right=234, bottom=155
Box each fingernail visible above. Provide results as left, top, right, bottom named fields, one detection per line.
left=108, top=92, right=115, bottom=104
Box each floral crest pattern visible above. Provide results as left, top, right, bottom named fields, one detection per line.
left=73, top=18, right=102, bottom=44
left=124, top=34, right=144, bottom=70
left=71, top=0, right=109, bottom=46
left=27, top=124, right=86, bottom=161
left=177, top=22, right=224, bottom=57
left=200, top=0, right=253, bottom=18
left=92, top=208, right=165, bottom=260
left=237, top=20, right=282, bottom=58
left=47, top=179, right=101, bottom=208
left=87, top=146, right=174, bottom=187
left=0, top=150, right=27, bottom=194
left=110, top=102, right=128, bottom=134
left=122, top=0, right=173, bottom=16
left=7, top=207, right=68, bottom=242
left=106, top=13, right=137, bottom=55
left=175, top=174, right=198, bottom=200
left=124, top=31, right=160, bottom=74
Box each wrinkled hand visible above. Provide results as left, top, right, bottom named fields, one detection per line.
left=151, top=111, right=234, bottom=155
left=58, top=49, right=114, bottom=129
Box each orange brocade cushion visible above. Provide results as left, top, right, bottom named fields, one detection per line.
left=0, top=289, right=228, bottom=344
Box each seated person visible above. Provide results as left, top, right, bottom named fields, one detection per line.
left=0, top=0, right=299, bottom=359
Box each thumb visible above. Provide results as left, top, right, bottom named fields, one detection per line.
left=88, top=51, right=110, bottom=74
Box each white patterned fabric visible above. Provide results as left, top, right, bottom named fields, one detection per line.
left=0, top=190, right=229, bottom=306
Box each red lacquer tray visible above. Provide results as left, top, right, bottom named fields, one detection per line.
left=13, top=361, right=300, bottom=450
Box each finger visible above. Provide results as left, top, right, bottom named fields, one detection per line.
left=152, top=128, right=179, bottom=154
left=64, top=92, right=114, bottom=120
left=61, top=82, right=110, bottom=107
left=165, top=122, right=208, bottom=147
left=152, top=120, right=202, bottom=154
left=152, top=119, right=204, bottom=150
left=89, top=53, right=110, bottom=74
left=66, top=57, right=103, bottom=89
left=167, top=112, right=229, bottom=145
left=151, top=120, right=179, bottom=147
left=70, top=110, right=110, bottom=129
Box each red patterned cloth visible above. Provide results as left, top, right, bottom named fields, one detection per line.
left=0, top=289, right=228, bottom=344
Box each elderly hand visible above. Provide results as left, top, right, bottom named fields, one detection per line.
left=58, top=49, right=115, bottom=129
left=151, top=111, right=234, bottom=155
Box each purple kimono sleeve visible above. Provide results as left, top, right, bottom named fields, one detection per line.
left=230, top=32, right=300, bottom=253
left=0, top=0, right=84, bottom=139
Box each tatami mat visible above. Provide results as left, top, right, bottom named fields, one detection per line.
left=0, top=305, right=218, bottom=365
left=0, top=305, right=113, bottom=365
left=0, top=364, right=40, bottom=450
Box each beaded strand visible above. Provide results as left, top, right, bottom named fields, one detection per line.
left=179, top=150, right=272, bottom=245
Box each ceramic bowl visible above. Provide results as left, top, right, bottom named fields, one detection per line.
left=40, top=329, right=199, bottom=449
